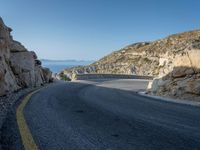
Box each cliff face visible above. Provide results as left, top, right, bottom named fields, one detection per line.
left=0, top=17, right=52, bottom=96
left=61, top=29, right=200, bottom=101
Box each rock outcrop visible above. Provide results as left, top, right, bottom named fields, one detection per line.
left=151, top=49, right=200, bottom=101
left=0, top=17, right=52, bottom=96
left=61, top=29, right=200, bottom=101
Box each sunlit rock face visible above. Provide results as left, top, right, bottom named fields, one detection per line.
left=0, top=17, right=52, bottom=96
left=151, top=49, right=200, bottom=101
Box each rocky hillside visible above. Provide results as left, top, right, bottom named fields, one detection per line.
left=0, top=17, right=52, bottom=96
left=60, top=29, right=200, bottom=101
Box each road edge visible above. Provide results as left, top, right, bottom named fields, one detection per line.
left=138, top=92, right=200, bottom=107
left=16, top=89, right=40, bottom=150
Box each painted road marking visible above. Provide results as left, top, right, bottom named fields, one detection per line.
left=16, top=90, right=40, bottom=150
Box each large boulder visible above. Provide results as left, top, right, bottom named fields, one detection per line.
left=10, top=51, right=36, bottom=87
left=34, top=65, right=45, bottom=86
left=0, top=57, right=19, bottom=95
left=151, top=49, right=200, bottom=101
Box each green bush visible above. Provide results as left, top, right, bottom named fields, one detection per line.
left=62, top=76, right=71, bottom=81
left=59, top=72, right=71, bottom=81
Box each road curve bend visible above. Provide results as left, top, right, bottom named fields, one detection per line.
left=21, top=80, right=200, bottom=150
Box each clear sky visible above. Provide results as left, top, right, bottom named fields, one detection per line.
left=1, top=0, right=200, bottom=60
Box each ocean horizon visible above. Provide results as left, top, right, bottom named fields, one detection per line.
left=41, top=60, right=93, bottom=73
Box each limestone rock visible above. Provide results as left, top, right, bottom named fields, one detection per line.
left=0, top=17, right=52, bottom=96
left=172, top=67, right=193, bottom=78
left=10, top=51, right=35, bottom=87
left=0, top=17, right=19, bottom=95
left=9, top=40, right=27, bottom=52
left=34, top=65, right=45, bottom=86
left=188, top=49, right=200, bottom=71
left=42, top=68, right=53, bottom=83
left=186, top=79, right=200, bottom=95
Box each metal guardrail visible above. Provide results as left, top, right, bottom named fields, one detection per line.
left=74, top=74, right=153, bottom=80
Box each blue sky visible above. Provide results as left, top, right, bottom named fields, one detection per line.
left=1, top=0, right=200, bottom=60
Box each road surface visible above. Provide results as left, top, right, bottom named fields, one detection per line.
left=18, top=80, right=200, bottom=149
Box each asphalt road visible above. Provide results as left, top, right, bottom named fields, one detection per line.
left=23, top=79, right=200, bottom=150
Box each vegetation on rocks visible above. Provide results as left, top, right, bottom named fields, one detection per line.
left=59, top=72, right=71, bottom=81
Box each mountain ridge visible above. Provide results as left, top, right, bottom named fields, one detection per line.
left=60, top=29, right=200, bottom=101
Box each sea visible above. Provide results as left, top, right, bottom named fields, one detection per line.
left=41, top=60, right=93, bottom=74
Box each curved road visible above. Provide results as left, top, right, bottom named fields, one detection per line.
left=23, top=80, right=200, bottom=150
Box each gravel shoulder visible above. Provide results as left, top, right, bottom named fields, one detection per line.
left=0, top=83, right=54, bottom=149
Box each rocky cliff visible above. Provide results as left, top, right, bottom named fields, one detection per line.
left=61, top=29, right=200, bottom=101
left=0, top=17, right=52, bottom=96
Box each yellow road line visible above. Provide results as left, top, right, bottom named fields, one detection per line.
left=16, top=89, right=40, bottom=150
